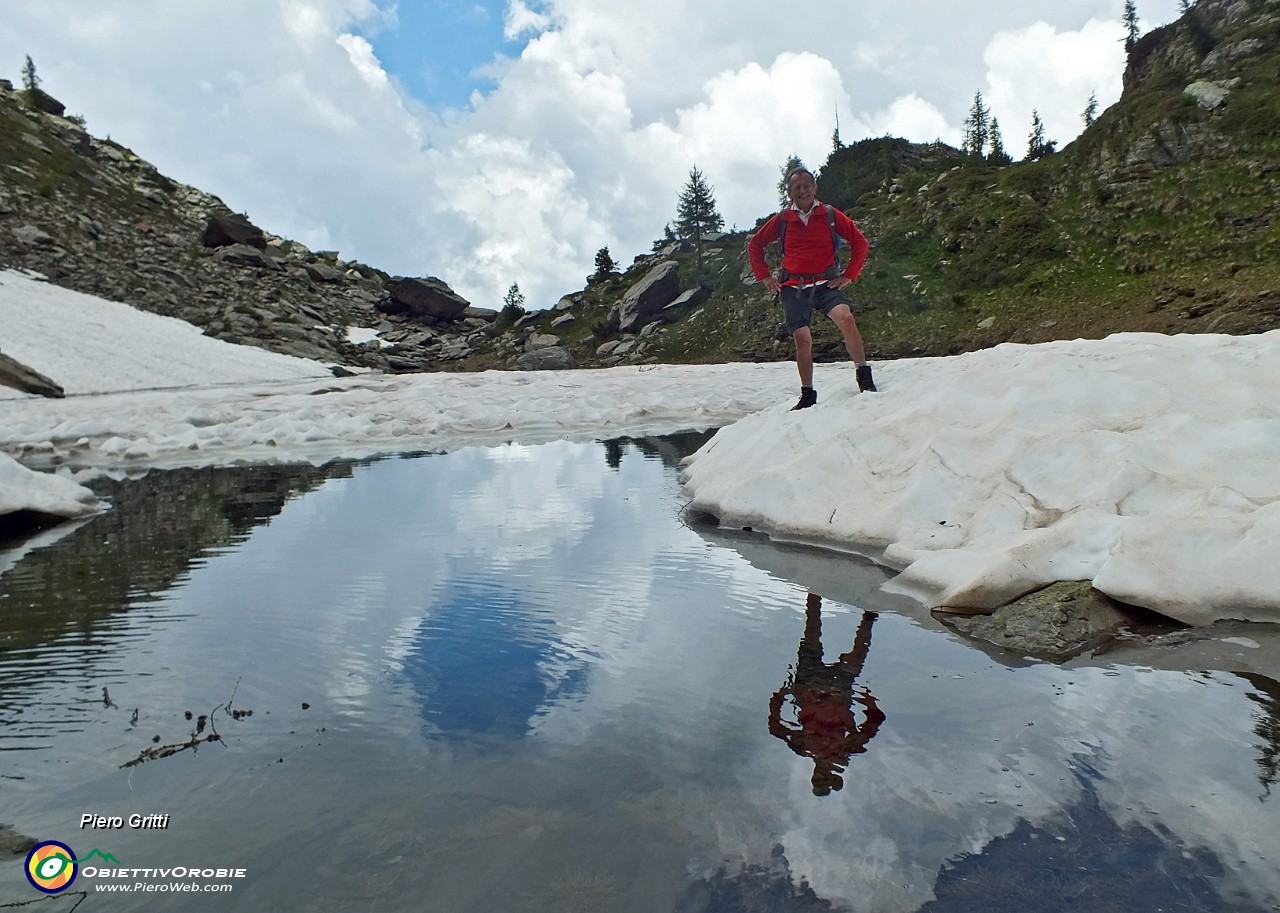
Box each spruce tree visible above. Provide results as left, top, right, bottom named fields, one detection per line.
left=1083, top=92, right=1099, bottom=127
left=988, top=118, right=1012, bottom=165
left=591, top=246, right=617, bottom=281
left=962, top=91, right=990, bottom=161
left=21, top=55, right=39, bottom=92
left=675, top=167, right=724, bottom=260
left=1027, top=110, right=1057, bottom=161
left=1123, top=0, right=1140, bottom=53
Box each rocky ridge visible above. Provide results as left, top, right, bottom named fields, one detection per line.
left=0, top=78, right=706, bottom=390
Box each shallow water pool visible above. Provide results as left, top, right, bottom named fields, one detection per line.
left=1, top=434, right=1277, bottom=912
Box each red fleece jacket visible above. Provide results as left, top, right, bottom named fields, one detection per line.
left=747, top=203, right=870, bottom=286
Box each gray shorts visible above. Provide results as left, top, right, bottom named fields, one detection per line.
left=781, top=283, right=852, bottom=334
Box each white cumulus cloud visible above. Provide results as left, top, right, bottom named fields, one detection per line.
left=984, top=18, right=1129, bottom=157
left=336, top=33, right=389, bottom=88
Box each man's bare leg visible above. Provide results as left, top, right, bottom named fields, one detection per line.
left=828, top=303, right=877, bottom=392
left=793, top=325, right=815, bottom=386
left=827, top=303, right=866, bottom=364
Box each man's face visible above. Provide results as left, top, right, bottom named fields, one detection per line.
left=787, top=173, right=817, bottom=211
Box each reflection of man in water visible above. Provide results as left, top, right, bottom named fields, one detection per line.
left=769, top=593, right=884, bottom=796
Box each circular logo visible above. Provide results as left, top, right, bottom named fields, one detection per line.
left=25, top=841, right=78, bottom=894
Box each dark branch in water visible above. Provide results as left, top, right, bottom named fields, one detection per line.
left=119, top=677, right=252, bottom=768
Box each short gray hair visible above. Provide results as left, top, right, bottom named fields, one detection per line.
left=786, top=166, right=816, bottom=186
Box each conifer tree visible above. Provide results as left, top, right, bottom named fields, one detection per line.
left=675, top=167, right=724, bottom=260
left=962, top=91, right=990, bottom=161
left=777, top=154, right=804, bottom=206
left=1179, top=0, right=1192, bottom=12
left=502, top=282, right=525, bottom=312
left=988, top=118, right=1012, bottom=165
left=21, top=55, right=40, bottom=92
left=1123, top=0, right=1140, bottom=53
left=1083, top=92, right=1099, bottom=127
left=591, top=246, right=617, bottom=281
left=1027, top=110, right=1057, bottom=160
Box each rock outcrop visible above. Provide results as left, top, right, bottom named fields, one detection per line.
left=937, top=581, right=1178, bottom=661
left=0, top=350, right=64, bottom=398
left=202, top=213, right=267, bottom=250
left=515, top=345, right=579, bottom=371
left=0, top=80, right=541, bottom=375
left=0, top=74, right=693, bottom=376
left=22, top=87, right=65, bottom=117
left=382, top=276, right=471, bottom=321
left=612, top=260, right=681, bottom=332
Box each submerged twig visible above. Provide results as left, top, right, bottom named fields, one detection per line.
left=118, top=678, right=252, bottom=769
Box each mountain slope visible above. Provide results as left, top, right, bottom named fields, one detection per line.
left=839, top=0, right=1280, bottom=357
left=2, top=0, right=1276, bottom=379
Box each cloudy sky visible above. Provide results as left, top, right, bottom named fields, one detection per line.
left=1, top=0, right=1183, bottom=309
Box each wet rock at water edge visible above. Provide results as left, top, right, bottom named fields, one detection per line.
left=936, top=580, right=1182, bottom=661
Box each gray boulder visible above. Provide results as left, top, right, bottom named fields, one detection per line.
left=202, top=213, right=267, bottom=250
left=11, top=224, right=55, bottom=247
left=214, top=244, right=282, bottom=270
left=386, top=355, right=424, bottom=373
left=660, top=283, right=712, bottom=321
left=383, top=277, right=470, bottom=321
left=614, top=260, right=681, bottom=332
left=1184, top=79, right=1236, bottom=110
left=515, top=346, right=579, bottom=371
left=302, top=262, right=344, bottom=283
left=463, top=306, right=499, bottom=322
left=938, top=580, right=1171, bottom=661
left=525, top=332, right=561, bottom=350
left=1200, top=38, right=1264, bottom=72
left=23, top=88, right=65, bottom=117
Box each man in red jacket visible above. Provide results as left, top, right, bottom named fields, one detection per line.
left=747, top=167, right=876, bottom=409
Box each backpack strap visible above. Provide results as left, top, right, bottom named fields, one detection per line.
left=777, top=205, right=841, bottom=282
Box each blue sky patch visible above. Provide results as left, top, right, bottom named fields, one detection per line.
left=361, top=0, right=520, bottom=110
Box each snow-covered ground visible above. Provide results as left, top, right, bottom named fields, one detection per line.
left=0, top=269, right=790, bottom=467
left=2, top=269, right=1278, bottom=625
left=681, top=330, right=1280, bottom=626
left=0, top=268, right=334, bottom=396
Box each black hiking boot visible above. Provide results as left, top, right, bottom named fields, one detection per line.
left=856, top=364, right=877, bottom=393
left=791, top=387, right=817, bottom=410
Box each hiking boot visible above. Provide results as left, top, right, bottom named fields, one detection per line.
left=856, top=364, right=877, bottom=392
left=791, top=388, right=817, bottom=410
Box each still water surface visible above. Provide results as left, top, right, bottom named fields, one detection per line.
left=1, top=434, right=1277, bottom=912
